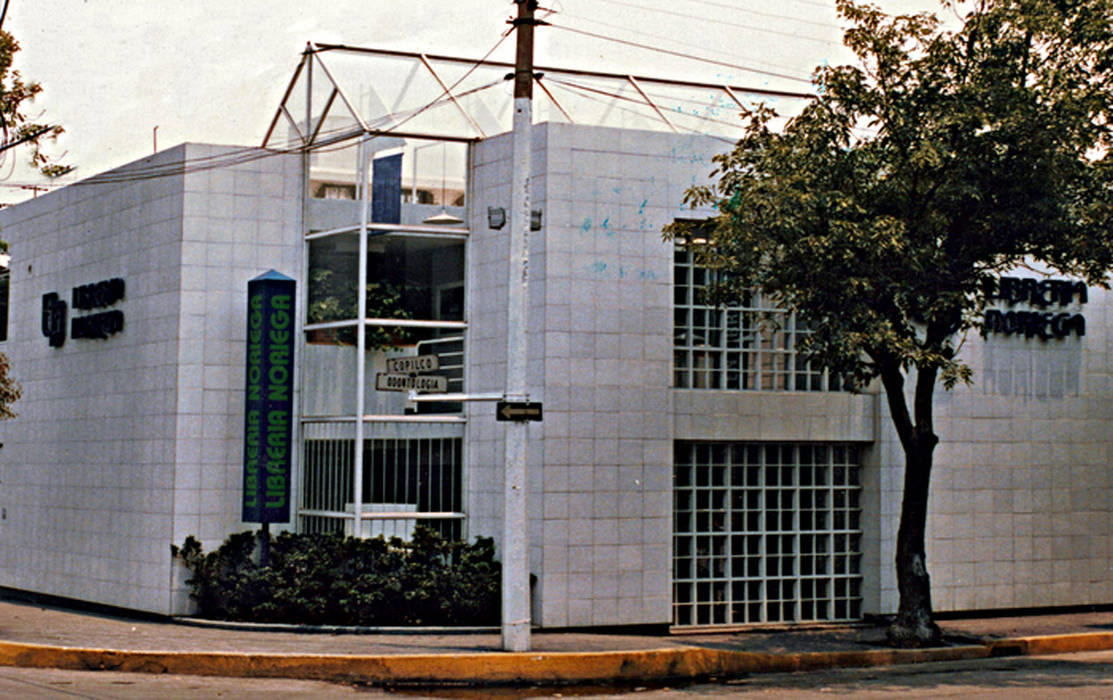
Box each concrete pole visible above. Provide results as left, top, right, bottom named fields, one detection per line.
left=353, top=136, right=369, bottom=539
left=502, top=0, right=538, bottom=653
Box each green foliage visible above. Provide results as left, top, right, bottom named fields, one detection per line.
left=307, top=267, right=412, bottom=349
left=172, top=527, right=500, bottom=626
left=0, top=352, right=20, bottom=420
left=667, top=0, right=1113, bottom=645
left=0, top=30, right=71, bottom=177
left=669, top=0, right=1113, bottom=394
left=0, top=28, right=61, bottom=417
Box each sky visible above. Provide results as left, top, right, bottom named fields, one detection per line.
left=0, top=0, right=944, bottom=204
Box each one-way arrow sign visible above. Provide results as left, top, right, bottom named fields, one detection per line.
left=496, top=401, right=543, bottom=422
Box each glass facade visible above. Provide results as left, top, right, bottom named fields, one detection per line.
left=298, top=133, right=470, bottom=538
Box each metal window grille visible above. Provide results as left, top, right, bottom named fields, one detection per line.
left=673, top=247, right=837, bottom=392
left=413, top=335, right=465, bottom=415
left=299, top=422, right=464, bottom=541
left=673, top=442, right=862, bottom=628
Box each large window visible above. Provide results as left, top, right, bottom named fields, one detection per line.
left=673, top=442, right=863, bottom=627
left=304, top=231, right=467, bottom=416
left=674, top=247, right=838, bottom=391
left=307, top=232, right=466, bottom=327
left=299, top=429, right=464, bottom=541
left=299, top=135, right=470, bottom=540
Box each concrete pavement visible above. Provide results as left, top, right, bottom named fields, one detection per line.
left=1, top=596, right=1113, bottom=686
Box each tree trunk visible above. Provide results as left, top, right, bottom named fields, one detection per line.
left=878, top=357, right=944, bottom=648
left=886, top=438, right=943, bottom=647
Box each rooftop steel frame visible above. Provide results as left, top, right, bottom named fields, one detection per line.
left=263, top=43, right=814, bottom=150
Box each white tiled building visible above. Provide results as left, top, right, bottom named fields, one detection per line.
left=0, top=48, right=1109, bottom=625
left=0, top=145, right=302, bottom=612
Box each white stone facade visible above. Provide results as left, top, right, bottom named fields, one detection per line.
left=0, top=145, right=301, bottom=614
left=0, top=126, right=1109, bottom=625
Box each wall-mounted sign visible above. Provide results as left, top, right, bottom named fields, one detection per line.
left=984, top=276, right=1086, bottom=340
left=375, top=373, right=448, bottom=392
left=72, top=310, right=124, bottom=339
left=242, top=270, right=295, bottom=524
left=41, top=293, right=67, bottom=348
left=496, top=401, right=543, bottom=422
left=73, top=278, right=125, bottom=309
left=42, top=277, right=126, bottom=348
left=386, top=355, right=439, bottom=374
left=376, top=354, right=445, bottom=393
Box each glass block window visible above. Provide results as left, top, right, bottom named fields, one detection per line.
left=674, top=246, right=838, bottom=391
left=673, top=442, right=863, bottom=628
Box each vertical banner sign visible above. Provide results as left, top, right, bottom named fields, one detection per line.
left=243, top=270, right=296, bottom=523
left=372, top=153, right=403, bottom=224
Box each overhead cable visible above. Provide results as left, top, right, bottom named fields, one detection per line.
left=555, top=10, right=817, bottom=82
left=677, top=0, right=839, bottom=24
left=593, top=0, right=841, bottom=41
left=547, top=21, right=815, bottom=84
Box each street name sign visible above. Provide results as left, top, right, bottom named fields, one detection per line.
left=496, top=401, right=543, bottom=422
left=375, top=373, right=448, bottom=392
left=386, top=355, right=439, bottom=374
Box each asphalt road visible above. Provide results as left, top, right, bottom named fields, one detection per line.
left=1, top=649, right=1112, bottom=699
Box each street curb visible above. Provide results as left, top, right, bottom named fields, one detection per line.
left=987, top=632, right=1113, bottom=657
left=0, top=640, right=1000, bottom=686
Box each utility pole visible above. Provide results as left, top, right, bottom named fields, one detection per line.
left=502, top=0, right=539, bottom=653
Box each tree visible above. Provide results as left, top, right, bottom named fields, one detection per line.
left=0, top=26, right=66, bottom=419
left=668, top=0, right=1113, bottom=647
left=0, top=350, right=19, bottom=419
left=0, top=29, right=71, bottom=177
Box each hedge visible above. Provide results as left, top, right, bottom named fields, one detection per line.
left=172, top=526, right=500, bottom=626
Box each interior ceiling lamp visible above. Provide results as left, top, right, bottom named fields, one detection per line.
left=422, top=142, right=464, bottom=226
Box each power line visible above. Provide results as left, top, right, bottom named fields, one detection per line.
left=12, top=35, right=520, bottom=189
left=599, top=0, right=840, bottom=34
left=547, top=22, right=815, bottom=84
left=542, top=74, right=798, bottom=138
left=329, top=24, right=514, bottom=141
left=678, top=0, right=838, bottom=19
left=2, top=15, right=811, bottom=195
left=588, top=0, right=841, bottom=45
left=30, top=29, right=519, bottom=189
left=554, top=10, right=817, bottom=83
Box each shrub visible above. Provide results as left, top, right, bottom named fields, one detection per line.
left=172, top=527, right=500, bottom=626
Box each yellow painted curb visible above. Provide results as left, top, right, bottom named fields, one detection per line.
left=988, top=632, right=1113, bottom=657
left=0, top=641, right=994, bottom=685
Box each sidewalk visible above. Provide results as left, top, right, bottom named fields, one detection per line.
left=1, top=597, right=1112, bottom=686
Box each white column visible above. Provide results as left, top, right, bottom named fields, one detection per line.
left=502, top=95, right=532, bottom=652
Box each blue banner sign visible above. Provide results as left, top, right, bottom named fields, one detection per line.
left=243, top=270, right=295, bottom=523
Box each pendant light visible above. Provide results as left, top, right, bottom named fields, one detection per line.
left=422, top=142, right=463, bottom=225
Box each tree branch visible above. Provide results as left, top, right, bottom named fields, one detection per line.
left=877, top=351, right=915, bottom=451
